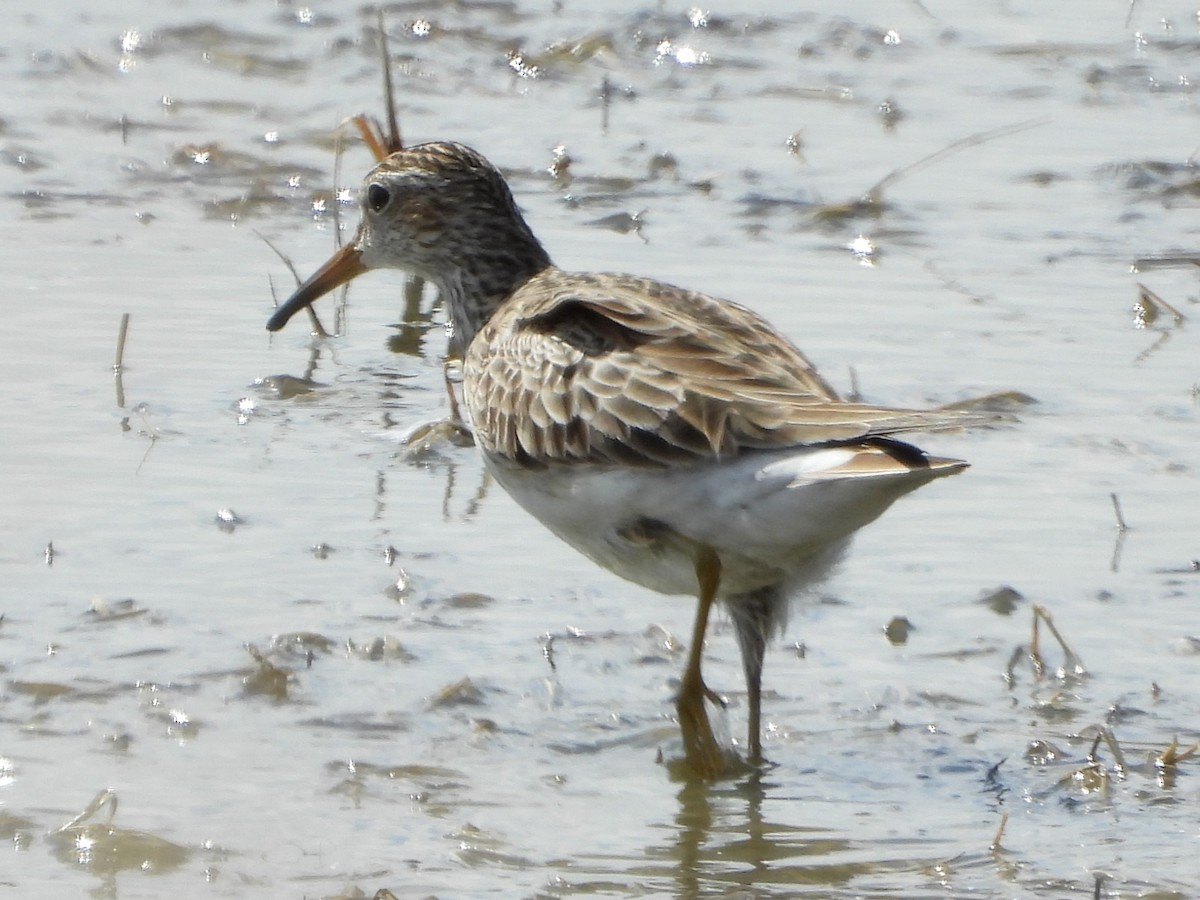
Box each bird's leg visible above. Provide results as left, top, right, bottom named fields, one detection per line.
left=443, top=359, right=466, bottom=428
left=730, top=589, right=774, bottom=764
left=676, top=545, right=728, bottom=779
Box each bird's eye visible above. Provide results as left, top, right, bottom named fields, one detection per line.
left=366, top=182, right=390, bottom=212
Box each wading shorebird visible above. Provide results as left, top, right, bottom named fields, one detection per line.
left=266, top=139, right=971, bottom=779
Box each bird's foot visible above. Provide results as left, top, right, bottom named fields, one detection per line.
left=675, top=676, right=737, bottom=780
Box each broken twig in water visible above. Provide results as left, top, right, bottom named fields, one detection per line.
left=873, top=118, right=1048, bottom=197
left=1086, top=725, right=1126, bottom=774
left=114, top=312, right=130, bottom=372
left=989, top=812, right=1009, bottom=852
left=258, top=231, right=330, bottom=337
left=1109, top=493, right=1128, bottom=532
left=600, top=75, right=612, bottom=133
left=1133, top=282, right=1187, bottom=328
left=377, top=10, right=402, bottom=155
left=1131, top=252, right=1200, bottom=273
left=114, top=312, right=130, bottom=408
left=52, top=788, right=118, bottom=835
left=810, top=118, right=1047, bottom=224
left=1029, top=604, right=1087, bottom=680
left=1109, top=492, right=1128, bottom=573
left=346, top=11, right=405, bottom=161
left=1131, top=283, right=1187, bottom=363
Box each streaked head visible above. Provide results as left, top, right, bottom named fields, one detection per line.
left=266, top=141, right=551, bottom=339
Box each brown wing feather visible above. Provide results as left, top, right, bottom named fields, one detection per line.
left=464, top=269, right=969, bottom=468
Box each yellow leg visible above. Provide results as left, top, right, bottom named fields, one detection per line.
left=675, top=545, right=728, bottom=779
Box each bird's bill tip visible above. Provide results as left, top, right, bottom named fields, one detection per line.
left=266, top=244, right=367, bottom=332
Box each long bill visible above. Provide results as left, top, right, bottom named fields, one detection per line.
left=266, top=243, right=368, bottom=332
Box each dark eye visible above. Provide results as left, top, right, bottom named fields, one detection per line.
left=366, top=182, right=390, bottom=212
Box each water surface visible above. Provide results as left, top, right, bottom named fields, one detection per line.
left=2, top=1, right=1199, bottom=897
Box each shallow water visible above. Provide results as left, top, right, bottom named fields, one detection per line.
left=2, top=1, right=1199, bottom=897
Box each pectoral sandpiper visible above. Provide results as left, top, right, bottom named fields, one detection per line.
left=266, top=140, right=969, bottom=779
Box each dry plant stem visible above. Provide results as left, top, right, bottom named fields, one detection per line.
left=52, top=788, right=118, bottom=834
left=989, top=812, right=1009, bottom=852
left=812, top=118, right=1045, bottom=224
left=1003, top=644, right=1024, bottom=686
left=1157, top=736, right=1200, bottom=768
left=114, top=312, right=130, bottom=372
left=376, top=9, right=402, bottom=154
left=847, top=365, right=862, bottom=402
left=1132, top=283, right=1187, bottom=363
left=1109, top=493, right=1128, bottom=531
left=332, top=126, right=345, bottom=247
left=1108, top=492, right=1128, bottom=573
left=1087, top=725, right=1126, bottom=774
left=259, top=231, right=330, bottom=337
left=347, top=14, right=403, bottom=165
left=599, top=75, right=611, bottom=133
left=1132, top=253, right=1200, bottom=271
left=353, top=114, right=390, bottom=163
left=1030, top=604, right=1086, bottom=679
left=1158, top=736, right=1180, bottom=767
left=1136, top=282, right=1187, bottom=325
left=1028, top=608, right=1045, bottom=679
left=114, top=312, right=130, bottom=408
left=869, top=118, right=1047, bottom=200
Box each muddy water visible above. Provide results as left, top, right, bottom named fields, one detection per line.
left=2, top=1, right=1198, bottom=897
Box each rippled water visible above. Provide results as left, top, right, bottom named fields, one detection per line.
left=3, top=1, right=1199, bottom=897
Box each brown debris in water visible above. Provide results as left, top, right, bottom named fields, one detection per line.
left=47, top=788, right=191, bottom=876
left=1154, top=735, right=1199, bottom=789
left=1128, top=281, right=1189, bottom=364
left=883, top=615, right=913, bottom=645
left=978, top=584, right=1025, bottom=616
left=346, top=635, right=415, bottom=662
left=241, top=643, right=293, bottom=701
left=9, top=680, right=75, bottom=704
left=429, top=675, right=486, bottom=708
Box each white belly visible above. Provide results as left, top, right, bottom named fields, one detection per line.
left=483, top=446, right=947, bottom=599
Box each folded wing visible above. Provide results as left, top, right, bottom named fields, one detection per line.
left=465, top=270, right=972, bottom=468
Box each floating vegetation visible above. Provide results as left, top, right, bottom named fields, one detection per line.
left=240, top=644, right=293, bottom=701
left=47, top=789, right=191, bottom=876
left=1125, top=281, right=1190, bottom=364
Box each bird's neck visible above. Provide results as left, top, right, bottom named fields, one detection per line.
left=439, top=231, right=552, bottom=349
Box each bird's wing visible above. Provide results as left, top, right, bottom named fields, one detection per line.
left=465, top=270, right=971, bottom=468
